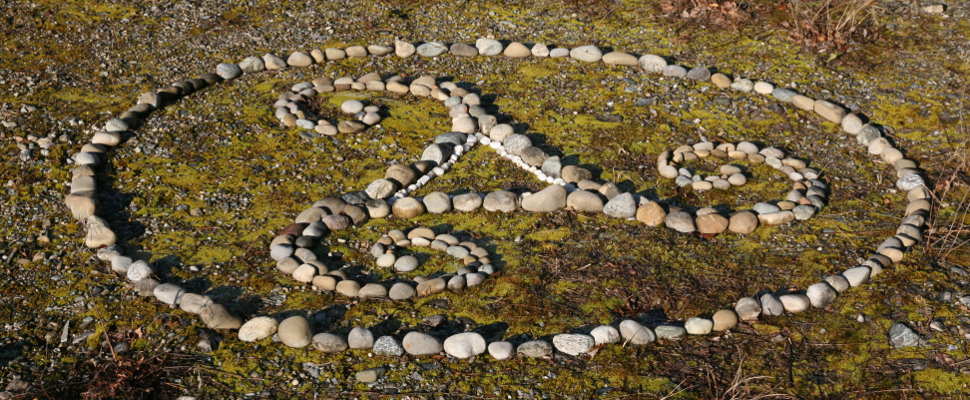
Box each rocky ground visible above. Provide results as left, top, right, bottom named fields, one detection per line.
left=1, top=0, right=969, bottom=398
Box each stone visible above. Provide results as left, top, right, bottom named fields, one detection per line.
left=664, top=210, right=695, bottom=233
left=684, top=317, right=714, bottom=335
left=125, top=260, right=152, bottom=281
left=358, top=283, right=387, bottom=299
left=772, top=87, right=797, bottom=102
left=450, top=43, right=478, bottom=57
left=636, top=201, right=666, bottom=226
left=552, top=333, right=595, bottom=355
left=262, top=54, right=286, bottom=70
left=367, top=44, right=392, bottom=56
left=365, top=179, right=397, bottom=200
left=696, top=213, right=729, bottom=235
left=503, top=42, right=531, bottom=57
left=502, top=134, right=532, bottom=154
left=824, top=275, right=851, bottom=293
left=335, top=280, right=361, bottom=297
left=389, top=282, right=416, bottom=300
left=541, top=156, right=562, bottom=177
left=897, top=173, right=925, bottom=192
left=312, top=333, right=348, bottom=353
left=67, top=196, right=97, bottom=220
left=602, top=51, right=637, bottom=65
left=561, top=165, right=592, bottom=183
left=814, top=100, right=846, bottom=123
left=483, top=190, right=518, bottom=212
left=287, top=52, right=313, bottom=67
left=488, top=341, right=514, bottom=360
left=238, top=56, right=264, bottom=73
left=348, top=327, right=374, bottom=349
left=392, top=197, right=425, bottom=218
left=806, top=282, right=837, bottom=308
left=417, top=42, right=448, bottom=57
left=376, top=253, right=395, bottom=268
left=603, top=192, right=636, bottom=218
left=341, top=99, right=364, bottom=114
left=394, top=255, right=418, bottom=272
left=792, top=205, right=816, bottom=220
left=443, top=332, right=487, bottom=358
left=466, top=272, right=486, bottom=287
left=199, top=303, right=240, bottom=330
left=152, top=283, right=182, bottom=305
left=402, top=331, right=443, bottom=355
left=728, top=211, right=759, bottom=234
left=639, top=54, right=667, bottom=72
left=416, top=277, right=446, bottom=296
left=475, top=38, right=503, bottom=56
left=590, top=325, right=620, bottom=344
left=517, top=340, right=553, bottom=358
left=179, top=293, right=212, bottom=314
left=686, top=66, right=711, bottom=81
left=841, top=113, right=864, bottom=134
left=345, top=45, right=367, bottom=57
left=758, top=211, right=795, bottom=226
left=731, top=78, right=754, bottom=92
left=710, top=73, right=732, bottom=88
left=663, top=64, right=687, bottom=78
left=760, top=293, right=784, bottom=316
left=654, top=325, right=687, bottom=340
left=391, top=39, right=416, bottom=58
left=619, top=319, right=655, bottom=344
left=278, top=316, right=312, bottom=348
left=421, top=143, right=451, bottom=164
left=355, top=367, right=386, bottom=383
left=778, top=294, right=811, bottom=313
left=84, top=216, right=116, bottom=248
left=712, top=310, right=738, bottom=331
left=531, top=43, right=550, bottom=57
left=753, top=81, right=774, bottom=94
left=324, top=48, right=346, bottom=60
left=238, top=316, right=278, bottom=342
left=215, top=63, right=241, bottom=80
left=569, top=45, right=602, bottom=62
left=386, top=164, right=417, bottom=186
left=842, top=266, right=870, bottom=287
left=422, top=191, right=452, bottom=214
left=889, top=322, right=922, bottom=348
left=453, top=193, right=483, bottom=211
left=566, top=190, right=604, bottom=213
left=735, top=297, right=762, bottom=321
left=373, top=335, right=404, bottom=356
left=521, top=185, right=567, bottom=212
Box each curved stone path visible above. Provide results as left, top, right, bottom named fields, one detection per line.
left=65, top=38, right=930, bottom=362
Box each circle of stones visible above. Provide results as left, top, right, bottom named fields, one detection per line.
left=275, top=77, right=385, bottom=137
left=65, top=38, right=931, bottom=363
left=657, top=141, right=827, bottom=222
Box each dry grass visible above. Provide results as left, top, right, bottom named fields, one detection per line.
left=657, top=0, right=884, bottom=54
left=23, top=331, right=205, bottom=400
left=924, top=126, right=970, bottom=268
left=782, top=0, right=884, bottom=53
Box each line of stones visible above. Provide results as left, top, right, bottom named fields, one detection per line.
left=63, top=38, right=931, bottom=361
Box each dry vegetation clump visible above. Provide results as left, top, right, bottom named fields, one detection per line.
left=658, top=0, right=885, bottom=53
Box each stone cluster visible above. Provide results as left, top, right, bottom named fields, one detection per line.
left=65, top=37, right=930, bottom=369
left=273, top=78, right=386, bottom=137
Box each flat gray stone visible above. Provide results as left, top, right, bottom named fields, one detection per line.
left=602, top=192, right=636, bottom=218
left=373, top=335, right=404, bottom=356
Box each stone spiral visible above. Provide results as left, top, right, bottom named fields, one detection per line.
left=65, top=38, right=930, bottom=361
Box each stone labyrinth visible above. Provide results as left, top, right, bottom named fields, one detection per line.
left=65, top=38, right=931, bottom=364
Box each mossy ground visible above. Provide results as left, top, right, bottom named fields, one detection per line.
left=1, top=0, right=969, bottom=398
